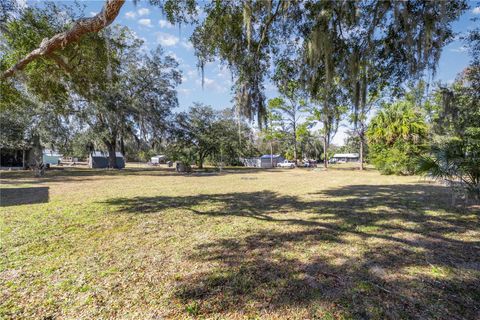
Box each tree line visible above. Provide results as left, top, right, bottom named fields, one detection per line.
left=0, top=0, right=478, bottom=200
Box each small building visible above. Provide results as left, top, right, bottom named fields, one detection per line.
left=242, top=157, right=259, bottom=168
left=151, top=155, right=166, bottom=164
left=331, top=153, right=360, bottom=163
left=89, top=151, right=125, bottom=169
left=242, top=155, right=284, bottom=168
left=260, top=154, right=285, bottom=168
left=43, top=149, right=62, bottom=166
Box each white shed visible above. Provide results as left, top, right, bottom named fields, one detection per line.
left=151, top=155, right=166, bottom=164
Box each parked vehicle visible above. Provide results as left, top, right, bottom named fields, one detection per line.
left=277, top=160, right=296, bottom=168
left=302, top=160, right=317, bottom=167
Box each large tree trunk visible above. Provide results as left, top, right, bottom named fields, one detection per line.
left=293, top=123, right=297, bottom=164
left=29, top=135, right=45, bottom=177
left=105, top=140, right=117, bottom=169
left=323, top=135, right=328, bottom=169
left=293, top=139, right=298, bottom=165
left=270, top=141, right=273, bottom=168
left=2, top=0, right=125, bottom=79
left=120, top=136, right=125, bottom=158
left=359, top=133, right=365, bottom=171
left=22, top=149, right=26, bottom=170
left=198, top=156, right=204, bottom=169
left=359, top=76, right=367, bottom=171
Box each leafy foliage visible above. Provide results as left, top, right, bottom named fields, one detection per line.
left=167, top=104, right=255, bottom=168
left=267, top=94, right=306, bottom=162
left=306, top=85, right=348, bottom=166
left=417, top=30, right=480, bottom=201
left=1, top=4, right=182, bottom=167
left=418, top=139, right=479, bottom=202
left=367, top=101, right=428, bottom=175
left=72, top=29, right=181, bottom=167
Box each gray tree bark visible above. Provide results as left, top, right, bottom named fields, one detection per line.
left=105, top=140, right=118, bottom=169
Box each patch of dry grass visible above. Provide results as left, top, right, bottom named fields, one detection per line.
left=1, top=165, right=479, bottom=319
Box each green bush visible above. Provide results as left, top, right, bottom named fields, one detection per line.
left=367, top=101, right=428, bottom=175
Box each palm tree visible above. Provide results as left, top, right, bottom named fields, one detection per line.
left=418, top=141, right=480, bottom=203
left=367, top=101, right=428, bottom=175
left=368, top=102, right=427, bottom=146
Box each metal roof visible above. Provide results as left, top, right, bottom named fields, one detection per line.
left=260, top=154, right=282, bottom=159
left=91, top=151, right=124, bottom=158
left=332, top=153, right=359, bottom=158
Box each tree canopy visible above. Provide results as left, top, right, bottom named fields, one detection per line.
left=2, top=0, right=467, bottom=126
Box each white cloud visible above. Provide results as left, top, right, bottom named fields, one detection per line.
left=178, top=88, right=191, bottom=95
left=450, top=46, right=468, bottom=53
left=125, top=11, right=137, bottom=19
left=186, top=69, right=197, bottom=78
left=156, top=32, right=179, bottom=46
left=159, top=19, right=174, bottom=28
left=89, top=11, right=98, bottom=17
left=472, top=7, right=480, bottom=14
left=138, top=18, right=152, bottom=27
left=204, top=78, right=215, bottom=85
left=181, top=40, right=193, bottom=50
left=137, top=8, right=150, bottom=16
left=195, top=77, right=227, bottom=93
left=125, top=11, right=136, bottom=19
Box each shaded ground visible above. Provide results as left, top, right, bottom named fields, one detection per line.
left=0, top=187, right=49, bottom=206
left=1, top=165, right=479, bottom=319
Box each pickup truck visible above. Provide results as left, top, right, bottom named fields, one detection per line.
left=277, top=160, right=296, bottom=168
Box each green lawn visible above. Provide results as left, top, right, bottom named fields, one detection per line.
left=1, top=165, right=479, bottom=319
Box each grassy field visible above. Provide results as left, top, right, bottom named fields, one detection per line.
left=1, top=165, right=479, bottom=319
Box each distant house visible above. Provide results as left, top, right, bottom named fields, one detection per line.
left=260, top=154, right=285, bottom=168
left=89, top=151, right=125, bottom=169
left=242, top=155, right=285, bottom=168
left=242, top=157, right=260, bottom=168
left=151, top=155, right=166, bottom=164
left=331, top=153, right=360, bottom=163
left=42, top=149, right=62, bottom=166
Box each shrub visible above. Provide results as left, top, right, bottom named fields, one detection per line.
left=367, top=101, right=428, bottom=175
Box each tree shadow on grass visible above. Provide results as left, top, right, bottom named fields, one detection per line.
left=101, top=183, right=480, bottom=318
left=0, top=187, right=49, bottom=206
left=175, top=231, right=479, bottom=319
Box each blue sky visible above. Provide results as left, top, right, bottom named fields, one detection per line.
left=24, top=0, right=480, bottom=144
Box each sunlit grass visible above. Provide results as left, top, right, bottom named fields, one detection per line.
left=1, top=165, right=479, bottom=319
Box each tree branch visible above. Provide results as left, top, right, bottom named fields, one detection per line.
left=256, top=0, right=283, bottom=55
left=2, top=0, right=125, bottom=79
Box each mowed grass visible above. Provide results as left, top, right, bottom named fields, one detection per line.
left=1, top=165, right=479, bottom=319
